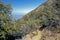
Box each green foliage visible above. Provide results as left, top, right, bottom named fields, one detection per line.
left=0, top=2, right=16, bottom=40
left=15, top=0, right=60, bottom=36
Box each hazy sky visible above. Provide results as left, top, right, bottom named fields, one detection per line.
left=3, top=0, right=47, bottom=19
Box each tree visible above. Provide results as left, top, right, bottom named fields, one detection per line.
left=0, top=2, right=15, bottom=40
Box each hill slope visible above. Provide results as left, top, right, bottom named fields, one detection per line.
left=15, top=0, right=60, bottom=40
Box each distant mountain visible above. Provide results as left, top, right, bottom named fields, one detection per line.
left=15, top=0, right=60, bottom=40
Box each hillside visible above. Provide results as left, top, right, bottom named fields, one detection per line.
left=15, top=0, right=60, bottom=40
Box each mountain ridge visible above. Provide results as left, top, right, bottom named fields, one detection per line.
left=15, top=0, right=60, bottom=40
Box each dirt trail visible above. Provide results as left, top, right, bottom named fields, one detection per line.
left=22, top=30, right=42, bottom=40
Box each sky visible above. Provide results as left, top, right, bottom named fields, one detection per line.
left=3, top=0, right=47, bottom=19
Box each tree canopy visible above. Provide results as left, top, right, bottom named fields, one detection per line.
left=0, top=2, right=16, bottom=40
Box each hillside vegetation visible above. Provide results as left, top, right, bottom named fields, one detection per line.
left=0, top=0, right=60, bottom=40
left=15, top=0, right=60, bottom=38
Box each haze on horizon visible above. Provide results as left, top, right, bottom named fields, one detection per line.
left=3, top=0, right=47, bottom=19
